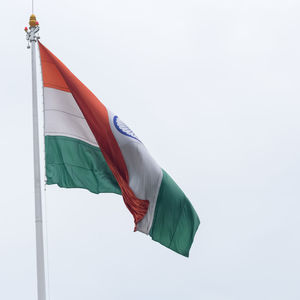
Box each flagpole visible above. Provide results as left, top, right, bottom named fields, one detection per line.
left=25, top=15, right=47, bottom=300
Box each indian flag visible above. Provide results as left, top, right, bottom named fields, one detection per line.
left=39, top=42, right=200, bottom=257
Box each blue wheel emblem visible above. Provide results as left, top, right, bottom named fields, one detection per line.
left=113, top=116, right=141, bottom=142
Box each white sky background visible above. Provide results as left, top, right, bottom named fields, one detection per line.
left=0, top=0, right=299, bottom=299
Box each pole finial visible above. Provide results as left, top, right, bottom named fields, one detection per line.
left=29, top=14, right=38, bottom=28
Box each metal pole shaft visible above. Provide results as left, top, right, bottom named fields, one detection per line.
left=31, top=39, right=47, bottom=300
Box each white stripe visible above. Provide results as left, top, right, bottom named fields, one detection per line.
left=44, top=87, right=98, bottom=147
left=108, top=112, right=163, bottom=234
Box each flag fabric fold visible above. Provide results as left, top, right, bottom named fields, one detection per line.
left=39, top=42, right=199, bottom=256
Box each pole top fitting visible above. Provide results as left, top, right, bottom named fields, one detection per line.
left=25, top=14, right=40, bottom=48
left=29, top=14, right=39, bottom=28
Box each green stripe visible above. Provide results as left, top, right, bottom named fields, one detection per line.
left=149, top=170, right=200, bottom=257
left=45, top=135, right=121, bottom=195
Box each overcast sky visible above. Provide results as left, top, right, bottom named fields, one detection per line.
left=0, top=0, right=300, bottom=299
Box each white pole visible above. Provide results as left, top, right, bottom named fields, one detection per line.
left=26, top=16, right=47, bottom=300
